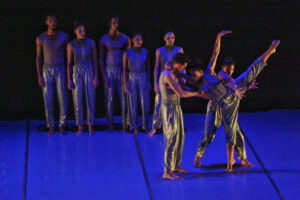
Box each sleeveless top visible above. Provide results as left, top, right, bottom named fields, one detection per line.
left=159, top=69, right=180, bottom=104
left=158, top=45, right=182, bottom=71
left=38, top=31, right=68, bottom=65
left=127, top=48, right=148, bottom=73
left=101, top=33, right=129, bottom=67
left=202, top=70, right=229, bottom=103
left=69, top=38, right=94, bottom=67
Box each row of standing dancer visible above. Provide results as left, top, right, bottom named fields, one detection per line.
left=36, top=15, right=178, bottom=136
left=36, top=15, right=280, bottom=179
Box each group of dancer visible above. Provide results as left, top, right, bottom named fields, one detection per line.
left=36, top=15, right=280, bottom=179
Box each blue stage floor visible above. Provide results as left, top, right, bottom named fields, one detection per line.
left=0, top=110, right=299, bottom=200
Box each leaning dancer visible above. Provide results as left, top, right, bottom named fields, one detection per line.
left=123, top=32, right=150, bottom=136
left=147, top=29, right=183, bottom=137
left=192, top=30, right=279, bottom=172
left=160, top=53, right=208, bottom=180
left=36, top=15, right=69, bottom=136
left=67, top=21, right=98, bottom=135
left=99, top=16, right=131, bottom=133
left=189, top=58, right=256, bottom=168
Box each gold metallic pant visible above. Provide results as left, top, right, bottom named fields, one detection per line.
left=128, top=72, right=150, bottom=130
left=161, top=100, right=184, bottom=172
left=42, top=65, right=68, bottom=128
left=151, top=93, right=163, bottom=129
left=72, top=66, right=95, bottom=126
left=105, top=67, right=130, bottom=128
left=196, top=100, right=247, bottom=160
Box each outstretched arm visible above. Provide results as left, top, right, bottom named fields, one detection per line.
left=164, top=73, right=207, bottom=99
left=207, top=30, right=232, bottom=76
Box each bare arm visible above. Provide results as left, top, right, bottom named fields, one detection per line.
left=207, top=30, right=232, bottom=76
left=99, top=40, right=108, bottom=88
left=146, top=50, right=151, bottom=88
left=122, top=51, right=129, bottom=94
left=126, top=37, right=131, bottom=50
left=154, top=49, right=161, bottom=94
left=164, top=73, right=199, bottom=98
left=35, top=37, right=44, bottom=87
left=91, top=41, right=99, bottom=89
left=67, top=43, right=74, bottom=90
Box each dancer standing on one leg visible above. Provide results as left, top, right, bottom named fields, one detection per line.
left=36, top=15, right=69, bottom=136
left=99, top=16, right=131, bottom=133
left=67, top=21, right=98, bottom=136
left=188, top=58, right=256, bottom=168
left=147, top=29, right=183, bottom=137
left=123, top=32, right=150, bottom=136
left=188, top=30, right=279, bottom=172
left=159, top=53, right=208, bottom=180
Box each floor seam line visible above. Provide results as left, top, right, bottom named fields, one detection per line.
left=22, top=120, right=30, bottom=200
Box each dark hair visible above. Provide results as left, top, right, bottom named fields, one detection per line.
left=131, top=31, right=143, bottom=39
left=172, top=53, right=190, bottom=65
left=73, top=20, right=85, bottom=31
left=222, top=56, right=234, bottom=68
left=189, top=57, right=204, bottom=72
left=45, top=14, right=57, bottom=20
left=163, top=27, right=175, bottom=37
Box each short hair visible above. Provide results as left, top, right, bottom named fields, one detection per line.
left=108, top=15, right=120, bottom=25
left=189, top=57, right=204, bottom=72
left=172, top=53, right=190, bottom=65
left=73, top=20, right=85, bottom=31
left=163, top=27, right=175, bottom=37
left=222, top=56, right=235, bottom=68
left=45, top=15, right=57, bottom=20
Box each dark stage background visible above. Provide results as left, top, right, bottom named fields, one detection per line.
left=0, top=0, right=299, bottom=121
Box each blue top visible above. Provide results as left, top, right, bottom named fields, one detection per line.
left=158, top=45, right=182, bottom=71
left=126, top=48, right=148, bottom=73
left=69, top=38, right=94, bottom=67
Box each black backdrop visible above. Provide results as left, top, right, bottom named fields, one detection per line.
left=0, top=0, right=299, bottom=121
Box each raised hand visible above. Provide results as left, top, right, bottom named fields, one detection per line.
left=217, top=30, right=232, bottom=37
left=269, top=40, right=280, bottom=54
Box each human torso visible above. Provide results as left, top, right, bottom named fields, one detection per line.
left=158, top=45, right=182, bottom=71
left=69, top=38, right=94, bottom=66
left=159, top=69, right=180, bottom=103
left=101, top=33, right=128, bottom=67
left=39, top=31, right=68, bottom=65
left=127, top=48, right=148, bottom=73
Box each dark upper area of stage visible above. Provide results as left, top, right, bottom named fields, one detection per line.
left=0, top=0, right=299, bottom=120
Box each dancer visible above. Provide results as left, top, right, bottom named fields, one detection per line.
left=160, top=53, right=208, bottom=180
left=147, top=29, right=183, bottom=137
left=67, top=21, right=98, bottom=135
left=36, top=15, right=69, bottom=136
left=99, top=16, right=131, bottom=133
left=186, top=30, right=279, bottom=172
left=123, top=32, right=150, bottom=136
left=187, top=57, right=256, bottom=168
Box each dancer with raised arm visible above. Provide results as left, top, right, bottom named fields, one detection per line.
left=36, top=15, right=69, bottom=136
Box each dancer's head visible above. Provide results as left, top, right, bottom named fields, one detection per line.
left=171, top=53, right=190, bottom=73
left=221, top=57, right=235, bottom=77
left=108, top=16, right=120, bottom=32
left=45, top=15, right=57, bottom=31
left=73, top=21, right=86, bottom=39
left=131, top=31, right=143, bottom=48
left=189, top=58, right=204, bottom=81
left=163, top=28, right=175, bottom=46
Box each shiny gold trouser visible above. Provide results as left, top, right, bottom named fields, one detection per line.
left=72, top=66, right=95, bottom=126
left=151, top=93, right=163, bottom=129
left=42, top=65, right=68, bottom=128
left=161, top=100, right=184, bottom=172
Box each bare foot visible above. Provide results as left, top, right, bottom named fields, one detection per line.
left=88, top=125, right=95, bottom=136
left=194, top=154, right=201, bottom=168
left=241, top=159, right=254, bottom=168
left=225, top=159, right=235, bottom=172
left=59, top=125, right=65, bottom=136
left=146, top=129, right=156, bottom=138
left=47, top=127, right=54, bottom=136
left=172, top=166, right=188, bottom=173
left=162, top=171, right=180, bottom=180
left=76, top=126, right=83, bottom=136
left=133, top=129, right=139, bottom=137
